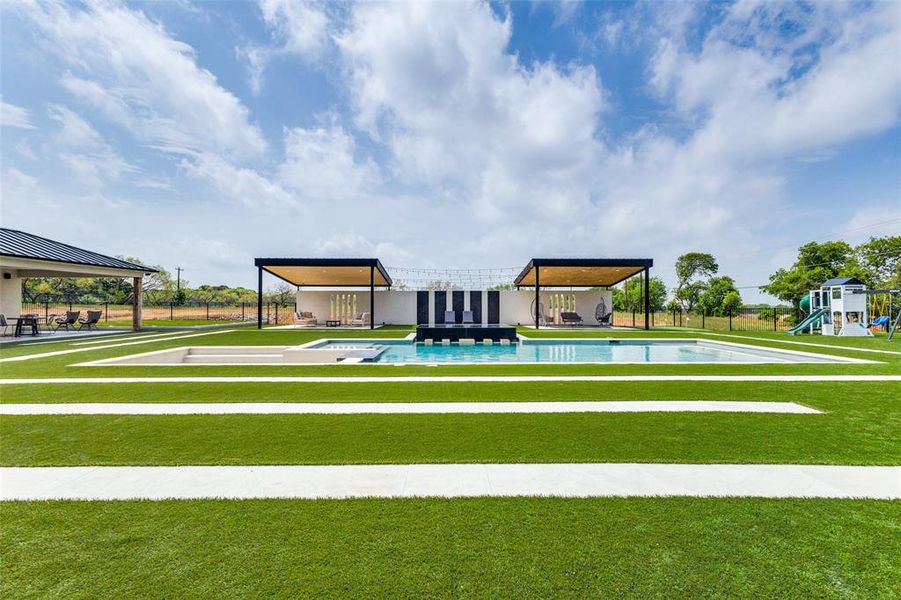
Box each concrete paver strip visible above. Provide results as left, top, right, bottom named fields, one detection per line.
left=2, top=464, right=897, bottom=501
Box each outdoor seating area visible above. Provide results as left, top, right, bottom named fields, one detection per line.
left=0, top=309, right=113, bottom=340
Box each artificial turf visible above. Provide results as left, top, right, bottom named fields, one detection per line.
left=4, top=397, right=899, bottom=466
left=3, top=498, right=899, bottom=598
left=2, top=327, right=899, bottom=596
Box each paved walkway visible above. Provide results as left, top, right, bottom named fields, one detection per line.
left=2, top=464, right=897, bottom=500
left=2, top=375, right=899, bottom=384
left=0, top=401, right=821, bottom=415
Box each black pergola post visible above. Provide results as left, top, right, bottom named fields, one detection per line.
left=370, top=265, right=375, bottom=330
left=644, top=267, right=650, bottom=330
left=534, top=265, right=540, bottom=329
left=257, top=266, right=263, bottom=329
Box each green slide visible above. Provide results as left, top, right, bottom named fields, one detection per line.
left=787, top=308, right=828, bottom=336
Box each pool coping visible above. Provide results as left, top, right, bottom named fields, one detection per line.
left=72, top=337, right=876, bottom=367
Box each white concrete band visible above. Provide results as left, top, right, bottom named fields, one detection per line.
left=0, top=401, right=822, bottom=415
left=1, top=375, right=899, bottom=384
left=2, top=463, right=897, bottom=501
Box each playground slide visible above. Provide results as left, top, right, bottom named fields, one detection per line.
left=786, top=308, right=828, bottom=336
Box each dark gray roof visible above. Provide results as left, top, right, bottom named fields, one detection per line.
left=0, top=228, right=156, bottom=273
left=821, top=277, right=865, bottom=287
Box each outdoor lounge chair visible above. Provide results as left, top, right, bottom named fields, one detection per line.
left=294, top=311, right=318, bottom=326
left=461, top=310, right=474, bottom=324
left=350, top=312, right=370, bottom=326
left=0, top=314, right=10, bottom=336
left=77, top=310, right=102, bottom=331
left=444, top=310, right=456, bottom=325
left=52, top=310, right=80, bottom=332
left=560, top=311, right=583, bottom=326
left=597, top=312, right=613, bottom=327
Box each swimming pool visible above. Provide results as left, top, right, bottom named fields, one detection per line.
left=307, top=339, right=853, bottom=364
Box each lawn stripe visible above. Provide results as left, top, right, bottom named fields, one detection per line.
left=70, top=331, right=189, bottom=346
left=0, top=401, right=822, bottom=415
left=693, top=331, right=901, bottom=355
left=2, top=464, right=897, bottom=500
left=1, top=375, right=899, bottom=383
left=0, top=330, right=235, bottom=363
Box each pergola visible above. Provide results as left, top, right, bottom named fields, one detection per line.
left=253, top=258, right=393, bottom=329
left=0, top=228, right=157, bottom=331
left=514, top=258, right=654, bottom=329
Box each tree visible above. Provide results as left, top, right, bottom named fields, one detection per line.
left=722, top=291, right=743, bottom=317
left=761, top=241, right=855, bottom=309
left=855, top=236, right=901, bottom=288
left=674, top=252, right=718, bottom=311
left=697, top=276, right=740, bottom=316
left=613, top=276, right=667, bottom=312
left=266, top=283, right=296, bottom=306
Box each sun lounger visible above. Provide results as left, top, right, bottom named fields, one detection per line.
left=52, top=310, right=80, bottom=332
left=462, top=310, right=474, bottom=324
left=295, top=311, right=318, bottom=326
left=77, top=310, right=102, bottom=331
left=560, top=311, right=583, bottom=326
left=444, top=310, right=456, bottom=324
left=350, top=312, right=371, bottom=327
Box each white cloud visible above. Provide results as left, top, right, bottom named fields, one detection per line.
left=47, top=104, right=138, bottom=190
left=18, top=0, right=266, bottom=158
left=179, top=153, right=295, bottom=209
left=278, top=122, right=380, bottom=199
left=243, top=0, right=331, bottom=93
left=0, top=100, right=36, bottom=129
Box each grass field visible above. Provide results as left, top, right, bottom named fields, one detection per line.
left=1, top=326, right=899, bottom=596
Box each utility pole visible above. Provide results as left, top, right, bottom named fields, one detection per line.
left=175, top=267, right=184, bottom=291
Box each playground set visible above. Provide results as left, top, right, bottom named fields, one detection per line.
left=787, top=277, right=900, bottom=340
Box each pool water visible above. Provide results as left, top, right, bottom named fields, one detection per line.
left=310, top=339, right=839, bottom=364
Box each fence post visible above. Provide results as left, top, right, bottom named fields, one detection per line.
left=702, top=312, right=705, bottom=329
left=242, top=302, right=245, bottom=321
left=68, top=301, right=73, bottom=312
left=45, top=302, right=49, bottom=322
left=105, top=302, right=109, bottom=323
left=275, top=303, right=279, bottom=324
left=729, top=311, right=733, bottom=331
left=267, top=302, right=271, bottom=324
left=774, top=307, right=777, bottom=332
left=632, top=309, right=635, bottom=327
left=205, top=302, right=209, bottom=321
left=170, top=303, right=173, bottom=320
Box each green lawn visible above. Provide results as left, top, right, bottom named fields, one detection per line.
left=3, top=498, right=899, bottom=598
left=2, top=327, right=899, bottom=596
left=99, top=319, right=250, bottom=327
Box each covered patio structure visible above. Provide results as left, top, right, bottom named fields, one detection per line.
left=254, top=258, right=393, bottom=329
left=0, top=228, right=157, bottom=333
left=514, top=258, right=654, bottom=330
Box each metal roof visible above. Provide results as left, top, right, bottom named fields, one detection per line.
left=514, top=258, right=653, bottom=287
left=821, top=277, right=865, bottom=287
left=0, top=228, right=157, bottom=273
left=254, top=257, right=392, bottom=287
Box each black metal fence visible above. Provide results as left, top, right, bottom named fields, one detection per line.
left=611, top=306, right=799, bottom=332
left=19, top=301, right=298, bottom=325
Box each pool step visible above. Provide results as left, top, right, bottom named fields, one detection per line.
left=184, top=354, right=282, bottom=364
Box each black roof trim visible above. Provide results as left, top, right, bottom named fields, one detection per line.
left=514, top=258, right=653, bottom=286
left=254, top=257, right=393, bottom=286
left=0, top=228, right=157, bottom=273
left=821, top=277, right=865, bottom=287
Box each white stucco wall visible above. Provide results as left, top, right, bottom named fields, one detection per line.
left=295, top=288, right=613, bottom=326
left=0, top=271, right=22, bottom=317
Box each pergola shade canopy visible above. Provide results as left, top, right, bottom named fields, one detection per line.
left=254, top=258, right=392, bottom=287
left=514, top=258, right=653, bottom=288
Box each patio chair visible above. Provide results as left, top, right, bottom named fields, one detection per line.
left=597, top=312, right=613, bottom=327
left=77, top=310, right=103, bottom=331
left=0, top=314, right=10, bottom=336
left=52, top=310, right=80, bottom=332
left=294, top=311, right=318, bottom=326
left=444, top=310, right=456, bottom=325
left=560, top=311, right=583, bottom=326
left=461, top=310, right=474, bottom=325
left=350, top=312, right=370, bottom=326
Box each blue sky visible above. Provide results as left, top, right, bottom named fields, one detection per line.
left=1, top=0, right=899, bottom=299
